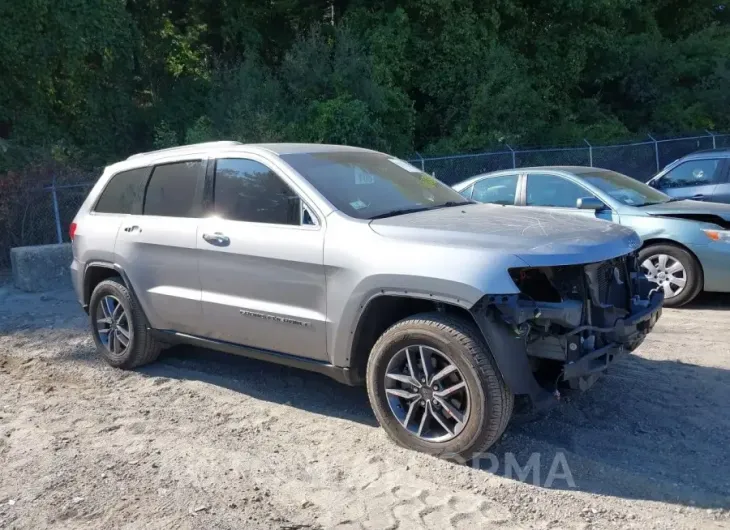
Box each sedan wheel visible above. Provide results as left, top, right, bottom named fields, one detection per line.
left=641, top=253, right=687, bottom=300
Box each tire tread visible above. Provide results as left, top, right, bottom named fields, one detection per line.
left=90, top=278, right=162, bottom=369
left=367, top=312, right=514, bottom=458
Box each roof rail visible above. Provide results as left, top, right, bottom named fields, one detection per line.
left=126, top=141, right=242, bottom=160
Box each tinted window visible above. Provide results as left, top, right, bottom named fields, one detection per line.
left=526, top=174, right=588, bottom=208
left=472, top=175, right=518, bottom=205
left=214, top=159, right=301, bottom=225
left=94, top=167, right=149, bottom=214
left=280, top=152, right=470, bottom=220
left=661, top=159, right=723, bottom=188
left=144, top=161, right=203, bottom=217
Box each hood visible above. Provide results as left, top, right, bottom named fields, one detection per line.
left=638, top=199, right=730, bottom=219
left=637, top=200, right=730, bottom=228
left=369, top=204, right=641, bottom=267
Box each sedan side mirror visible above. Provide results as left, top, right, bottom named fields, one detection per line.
left=576, top=197, right=605, bottom=210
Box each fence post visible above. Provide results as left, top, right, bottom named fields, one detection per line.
left=705, top=129, right=716, bottom=149
left=505, top=144, right=516, bottom=169
left=583, top=139, right=593, bottom=167
left=414, top=151, right=425, bottom=171
left=50, top=175, right=63, bottom=244
left=647, top=133, right=660, bottom=173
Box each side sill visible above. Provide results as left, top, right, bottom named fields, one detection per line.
left=148, top=330, right=361, bottom=386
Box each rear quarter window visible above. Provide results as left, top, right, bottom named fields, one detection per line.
left=94, top=167, right=151, bottom=214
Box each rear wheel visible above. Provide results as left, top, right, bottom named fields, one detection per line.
left=89, top=278, right=163, bottom=368
left=638, top=243, right=702, bottom=308
left=366, top=312, right=513, bottom=461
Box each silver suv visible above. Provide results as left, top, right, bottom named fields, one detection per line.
left=71, top=142, right=663, bottom=458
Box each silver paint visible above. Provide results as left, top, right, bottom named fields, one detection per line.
left=71, top=143, right=643, bottom=368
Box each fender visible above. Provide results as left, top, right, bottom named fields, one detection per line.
left=83, top=261, right=152, bottom=328
left=469, top=295, right=556, bottom=411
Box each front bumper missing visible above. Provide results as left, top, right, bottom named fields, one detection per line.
left=470, top=279, right=663, bottom=409
left=561, top=290, right=663, bottom=383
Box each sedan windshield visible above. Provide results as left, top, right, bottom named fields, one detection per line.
left=576, top=168, right=672, bottom=207
left=281, top=151, right=471, bottom=219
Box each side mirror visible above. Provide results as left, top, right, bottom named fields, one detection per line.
left=647, top=179, right=660, bottom=189
left=576, top=197, right=604, bottom=210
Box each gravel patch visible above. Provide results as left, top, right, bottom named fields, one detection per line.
left=0, top=285, right=728, bottom=529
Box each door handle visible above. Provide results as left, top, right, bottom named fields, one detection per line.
left=691, top=194, right=705, bottom=200
left=123, top=225, right=141, bottom=233
left=202, top=232, right=230, bottom=246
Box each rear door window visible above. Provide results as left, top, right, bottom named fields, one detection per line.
left=94, top=167, right=150, bottom=214
left=472, top=175, right=519, bottom=205
left=144, top=161, right=205, bottom=217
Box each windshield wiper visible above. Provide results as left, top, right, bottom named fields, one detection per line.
left=368, top=201, right=474, bottom=220
left=639, top=198, right=682, bottom=207
left=368, top=206, right=431, bottom=220
left=428, top=200, right=474, bottom=210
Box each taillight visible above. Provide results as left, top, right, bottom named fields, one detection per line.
left=69, top=222, right=77, bottom=241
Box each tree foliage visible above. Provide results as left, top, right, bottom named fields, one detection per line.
left=0, top=0, right=728, bottom=166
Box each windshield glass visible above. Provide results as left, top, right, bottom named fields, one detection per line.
left=577, top=169, right=671, bottom=207
left=281, top=151, right=471, bottom=219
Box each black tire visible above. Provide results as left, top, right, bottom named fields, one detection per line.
left=366, top=312, right=513, bottom=461
left=638, top=243, right=702, bottom=308
left=88, top=277, right=163, bottom=369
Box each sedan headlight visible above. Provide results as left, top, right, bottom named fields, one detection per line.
left=703, top=229, right=730, bottom=243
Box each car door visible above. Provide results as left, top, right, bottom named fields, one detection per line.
left=709, top=160, right=730, bottom=203
left=470, top=173, right=521, bottom=205
left=523, top=172, right=618, bottom=223
left=651, top=158, right=725, bottom=201
left=113, top=157, right=206, bottom=335
left=196, top=155, right=328, bottom=362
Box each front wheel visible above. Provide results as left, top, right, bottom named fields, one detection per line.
left=366, top=313, right=513, bottom=461
left=638, top=243, right=702, bottom=308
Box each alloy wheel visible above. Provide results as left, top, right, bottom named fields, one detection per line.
left=384, top=345, right=470, bottom=442
left=95, top=295, right=131, bottom=355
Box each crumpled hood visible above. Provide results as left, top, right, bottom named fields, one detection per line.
left=639, top=199, right=730, bottom=222
left=369, top=204, right=641, bottom=267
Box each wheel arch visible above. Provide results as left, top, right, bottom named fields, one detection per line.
left=348, top=294, right=479, bottom=384
left=83, top=262, right=151, bottom=326
left=640, top=238, right=705, bottom=286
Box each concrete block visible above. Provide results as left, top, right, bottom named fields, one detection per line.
left=10, top=243, right=73, bottom=292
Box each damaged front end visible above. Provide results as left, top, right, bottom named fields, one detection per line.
left=470, top=251, right=663, bottom=410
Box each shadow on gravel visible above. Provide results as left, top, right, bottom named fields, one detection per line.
left=137, top=343, right=730, bottom=509
left=481, top=354, right=730, bottom=510
left=679, top=291, right=730, bottom=311
left=138, top=345, right=378, bottom=427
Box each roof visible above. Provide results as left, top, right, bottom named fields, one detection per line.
left=126, top=141, right=376, bottom=161
left=451, top=165, right=615, bottom=189
left=680, top=148, right=730, bottom=158
left=249, top=143, right=377, bottom=155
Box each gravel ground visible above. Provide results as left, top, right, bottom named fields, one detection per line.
left=0, top=282, right=729, bottom=529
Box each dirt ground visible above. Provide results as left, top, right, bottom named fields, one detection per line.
left=0, top=281, right=728, bottom=530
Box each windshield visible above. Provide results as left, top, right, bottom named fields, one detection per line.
left=577, top=169, right=671, bottom=207
left=281, top=151, right=471, bottom=219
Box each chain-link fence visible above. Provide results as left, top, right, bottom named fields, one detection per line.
left=1, top=131, right=728, bottom=267
left=409, top=132, right=730, bottom=185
